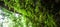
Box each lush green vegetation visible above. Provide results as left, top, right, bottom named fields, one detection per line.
left=0, top=0, right=58, bottom=27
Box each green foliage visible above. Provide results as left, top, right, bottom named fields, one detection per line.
left=0, top=0, right=57, bottom=27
